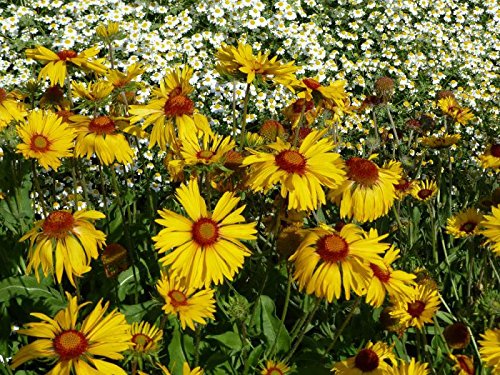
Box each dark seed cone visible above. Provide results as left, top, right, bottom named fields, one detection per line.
left=436, top=90, right=455, bottom=101
left=443, top=322, right=471, bottom=349
left=375, top=76, right=395, bottom=102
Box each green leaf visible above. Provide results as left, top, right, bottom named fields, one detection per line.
left=168, top=325, right=187, bottom=375
left=0, top=275, right=57, bottom=301
left=258, top=295, right=290, bottom=353
left=120, top=301, right=156, bottom=322
left=117, top=266, right=141, bottom=301
left=207, top=331, right=242, bottom=351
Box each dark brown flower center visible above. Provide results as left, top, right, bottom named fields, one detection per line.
left=265, top=368, right=284, bottom=375
left=370, top=263, right=391, bottom=283
left=56, top=110, right=75, bottom=123
left=57, top=50, right=78, bottom=60
left=131, top=333, right=152, bottom=351
left=354, top=348, right=380, bottom=372
left=417, top=189, right=433, bottom=200
left=53, top=329, right=88, bottom=360
left=292, top=98, right=314, bottom=113
left=491, top=144, right=500, bottom=157
left=168, top=290, right=188, bottom=308
left=346, top=157, right=379, bottom=186
left=275, top=150, right=307, bottom=174
left=0, top=88, right=7, bottom=102
left=316, top=234, right=349, bottom=263
left=394, top=178, right=411, bottom=192
left=407, top=300, right=426, bottom=318
left=30, top=134, right=51, bottom=152
left=43, top=211, right=75, bottom=238
left=192, top=217, right=219, bottom=246
left=459, top=221, right=477, bottom=233
left=89, top=116, right=116, bottom=135
left=163, top=95, right=194, bottom=117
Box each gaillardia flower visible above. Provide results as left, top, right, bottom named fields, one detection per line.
left=156, top=273, right=216, bottom=330
left=289, top=224, right=389, bottom=301
left=329, top=156, right=402, bottom=222
left=389, top=358, right=429, bottom=375
left=16, top=110, right=75, bottom=170
left=479, top=328, right=500, bottom=373
left=411, top=180, right=438, bottom=202
left=332, top=341, right=396, bottom=374
left=20, top=210, right=106, bottom=286
left=479, top=143, right=500, bottom=172
left=420, top=134, right=461, bottom=149
left=243, top=130, right=346, bottom=211
left=0, top=87, right=26, bottom=127
left=438, top=97, right=474, bottom=125
left=450, top=354, right=474, bottom=375
left=261, top=360, right=290, bottom=375
left=129, top=66, right=211, bottom=150
left=129, top=321, right=163, bottom=355
left=481, top=204, right=500, bottom=256
left=70, top=114, right=140, bottom=165
left=153, top=179, right=256, bottom=288
left=365, top=246, right=416, bottom=307
left=445, top=208, right=483, bottom=238
left=11, top=293, right=131, bottom=374
left=390, top=285, right=440, bottom=330
left=26, top=46, right=107, bottom=86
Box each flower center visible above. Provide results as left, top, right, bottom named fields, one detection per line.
left=370, top=263, right=391, bottom=283
left=43, top=211, right=75, bottom=238
left=192, top=217, right=219, bottom=246
left=417, top=189, right=433, bottom=200
left=0, top=88, right=6, bottom=102
left=168, top=290, right=188, bottom=308
left=196, top=150, right=215, bottom=161
left=394, top=178, right=411, bottom=192
left=266, top=368, right=284, bottom=375
left=491, top=144, right=500, bottom=157
left=275, top=150, right=307, bottom=174
left=53, top=330, right=88, bottom=360
left=459, top=221, right=477, bottom=233
left=163, top=95, right=194, bottom=117
left=89, top=116, right=116, bottom=135
left=30, top=134, right=51, bottom=152
left=407, top=300, right=426, bottom=318
left=316, top=234, right=349, bottom=263
left=57, top=50, right=78, bottom=60
left=292, top=98, right=314, bottom=113
left=303, top=78, right=322, bottom=90
left=346, top=158, right=379, bottom=186
left=354, top=348, right=380, bottom=372
left=43, top=85, right=65, bottom=102
left=56, top=110, right=75, bottom=123
left=131, top=333, right=152, bottom=351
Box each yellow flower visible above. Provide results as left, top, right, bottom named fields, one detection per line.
left=365, top=246, right=416, bottom=307
left=438, top=97, right=474, bottom=125
left=153, top=178, right=256, bottom=288
left=243, top=130, right=346, bottom=211
left=388, top=358, right=429, bottom=375
left=479, top=143, right=500, bottom=171
left=261, top=360, right=290, bottom=374
left=289, top=224, right=389, bottom=302
left=70, top=114, right=140, bottom=165
left=411, top=180, right=438, bottom=202
left=216, top=42, right=298, bottom=87
left=449, top=354, right=474, bottom=375
left=479, top=328, right=500, bottom=372
left=156, top=273, right=215, bottom=330
left=332, top=341, right=396, bottom=374
left=172, top=131, right=236, bottom=167
left=394, top=178, right=415, bottom=200
left=130, top=321, right=163, bottom=355
left=96, top=21, right=120, bottom=39
left=155, top=362, right=204, bottom=375
left=106, top=62, right=145, bottom=88
left=481, top=204, right=500, bottom=256
left=16, top=110, right=75, bottom=170
left=11, top=293, right=131, bottom=374
left=420, top=134, right=461, bottom=149
left=72, top=80, right=114, bottom=101
left=20, top=210, right=106, bottom=286
left=329, top=156, right=402, bottom=223
left=26, top=46, right=107, bottom=86
left=296, top=77, right=348, bottom=105
left=390, top=285, right=440, bottom=330
left=129, top=66, right=211, bottom=150
left=0, top=87, right=26, bottom=127
left=445, top=208, right=484, bottom=238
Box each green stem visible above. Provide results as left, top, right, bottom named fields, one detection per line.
left=194, top=324, right=201, bottom=367
left=326, top=296, right=361, bottom=354
left=284, top=298, right=321, bottom=363
left=232, top=79, right=237, bottom=138
left=427, top=202, right=438, bottom=264
left=31, top=161, right=48, bottom=216
left=98, top=163, right=111, bottom=234
left=372, top=109, right=380, bottom=142
left=238, top=83, right=251, bottom=151
left=293, top=100, right=307, bottom=147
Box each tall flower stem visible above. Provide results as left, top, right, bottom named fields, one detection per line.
left=238, top=83, right=251, bottom=151
left=326, top=296, right=361, bottom=354
left=194, top=324, right=202, bottom=367
left=98, top=163, right=111, bottom=234
left=232, top=79, right=238, bottom=138
left=31, top=161, right=48, bottom=217
left=427, top=202, right=438, bottom=264
left=284, top=298, right=321, bottom=363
